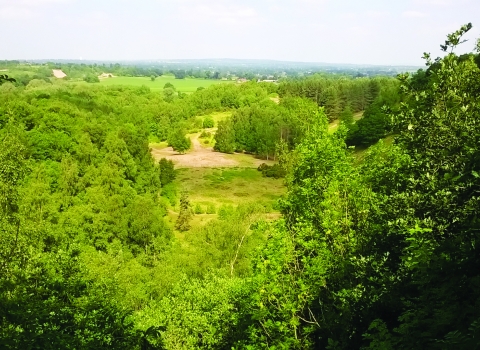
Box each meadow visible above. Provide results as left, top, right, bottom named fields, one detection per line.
left=164, top=167, right=285, bottom=233
left=99, top=75, right=233, bottom=92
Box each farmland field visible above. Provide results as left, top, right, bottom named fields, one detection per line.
left=99, top=75, right=233, bottom=92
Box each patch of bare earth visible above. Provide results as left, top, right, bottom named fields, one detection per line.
left=269, top=97, right=280, bottom=104
left=150, top=134, right=269, bottom=168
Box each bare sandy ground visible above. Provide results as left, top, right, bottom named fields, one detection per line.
left=150, top=134, right=269, bottom=168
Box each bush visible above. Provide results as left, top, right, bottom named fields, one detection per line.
left=194, top=203, right=204, bottom=214
left=194, top=117, right=203, bottom=129
left=83, top=74, right=100, bottom=83
left=199, top=130, right=211, bottom=139
left=257, top=163, right=286, bottom=178
left=203, top=116, right=215, bottom=128
left=161, top=183, right=177, bottom=206
left=206, top=203, right=216, bottom=214
left=217, top=204, right=234, bottom=220
left=168, top=128, right=191, bottom=154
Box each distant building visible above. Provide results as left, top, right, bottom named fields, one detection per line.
left=237, top=78, right=248, bottom=83
left=98, top=72, right=114, bottom=79
left=52, top=69, right=67, bottom=79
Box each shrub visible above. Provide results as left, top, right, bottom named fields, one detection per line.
left=257, top=163, right=286, bottom=178
left=217, top=204, right=234, bottom=220
left=161, top=183, right=177, bottom=206
left=203, top=116, right=215, bottom=128
left=199, top=130, right=211, bottom=139
left=83, top=74, right=99, bottom=83
left=206, top=203, right=216, bottom=214
left=194, top=203, right=204, bottom=214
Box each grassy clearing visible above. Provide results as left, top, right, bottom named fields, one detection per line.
left=224, top=152, right=276, bottom=167
left=328, top=120, right=340, bottom=133
left=196, top=111, right=233, bottom=147
left=99, top=75, right=232, bottom=93
left=328, top=111, right=364, bottom=134
left=197, top=111, right=232, bottom=126
left=173, top=167, right=285, bottom=213
left=353, top=111, right=364, bottom=121
left=149, top=141, right=168, bottom=149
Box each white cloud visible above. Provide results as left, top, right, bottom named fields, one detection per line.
left=0, top=6, right=35, bottom=20
left=0, top=0, right=72, bottom=20
left=179, top=3, right=259, bottom=25
left=366, top=11, right=389, bottom=19
left=403, top=11, right=428, bottom=18
left=412, top=0, right=452, bottom=5
left=339, top=12, right=357, bottom=20
left=0, top=0, right=71, bottom=5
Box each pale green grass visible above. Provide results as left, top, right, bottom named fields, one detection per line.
left=328, top=120, right=340, bottom=133
left=224, top=153, right=276, bottom=167
left=99, top=76, right=232, bottom=93
left=353, top=111, right=364, bottom=121
left=328, top=111, right=364, bottom=134
left=174, top=167, right=285, bottom=212
left=149, top=141, right=169, bottom=150
left=197, top=111, right=232, bottom=125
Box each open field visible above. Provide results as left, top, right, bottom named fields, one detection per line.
left=151, top=134, right=274, bottom=168
left=174, top=167, right=285, bottom=210
left=164, top=166, right=284, bottom=235
left=99, top=75, right=232, bottom=93
left=151, top=127, right=275, bottom=168
left=328, top=111, right=364, bottom=133
left=197, top=111, right=232, bottom=125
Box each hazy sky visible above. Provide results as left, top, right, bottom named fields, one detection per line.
left=1, top=0, right=479, bottom=65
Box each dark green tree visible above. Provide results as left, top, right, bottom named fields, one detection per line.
left=0, top=74, right=16, bottom=85
left=159, top=158, right=175, bottom=187
left=175, top=191, right=192, bottom=231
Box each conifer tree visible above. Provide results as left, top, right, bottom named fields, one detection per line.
left=175, top=191, right=192, bottom=231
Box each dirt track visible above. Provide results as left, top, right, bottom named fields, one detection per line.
left=150, top=133, right=268, bottom=168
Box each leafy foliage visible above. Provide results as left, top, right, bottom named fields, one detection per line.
left=158, top=158, right=175, bottom=187
left=203, top=115, right=215, bottom=128
left=237, top=24, right=480, bottom=350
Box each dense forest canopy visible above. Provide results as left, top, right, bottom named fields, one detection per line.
left=1, top=24, right=480, bottom=349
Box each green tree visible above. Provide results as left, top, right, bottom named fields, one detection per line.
left=83, top=74, right=99, bottom=83
left=214, top=119, right=236, bottom=153
left=238, top=24, right=480, bottom=350
left=159, top=157, right=175, bottom=187
left=175, top=191, right=192, bottom=231
left=339, top=104, right=354, bottom=127
left=163, top=87, right=176, bottom=102
left=168, top=128, right=191, bottom=154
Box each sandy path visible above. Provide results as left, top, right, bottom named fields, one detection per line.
left=150, top=133, right=268, bottom=168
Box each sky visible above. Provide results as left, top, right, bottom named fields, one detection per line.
left=1, top=0, right=479, bottom=65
